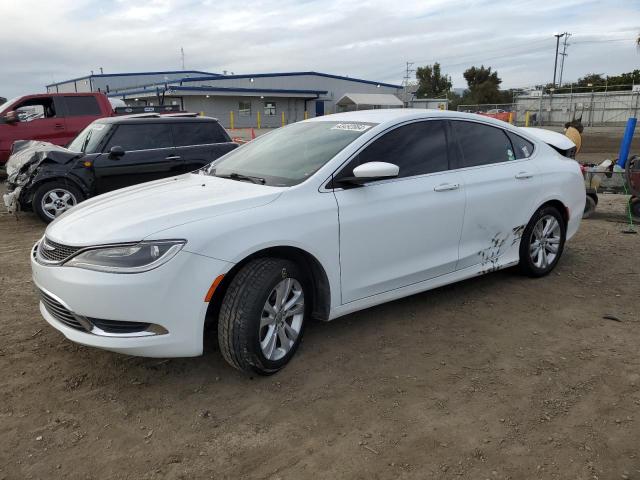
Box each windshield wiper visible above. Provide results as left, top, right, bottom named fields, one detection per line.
left=217, top=172, right=266, bottom=185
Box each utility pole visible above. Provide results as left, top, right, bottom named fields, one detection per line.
left=558, top=33, right=571, bottom=87
left=181, top=47, right=185, bottom=70
left=403, top=62, right=415, bottom=106
left=553, top=33, right=565, bottom=89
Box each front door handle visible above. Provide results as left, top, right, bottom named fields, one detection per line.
left=515, top=172, right=534, bottom=179
left=54, top=123, right=64, bottom=130
left=434, top=183, right=460, bottom=192
left=165, top=155, right=181, bottom=161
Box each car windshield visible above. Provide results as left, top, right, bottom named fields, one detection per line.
left=67, top=122, right=111, bottom=153
left=208, top=121, right=377, bottom=186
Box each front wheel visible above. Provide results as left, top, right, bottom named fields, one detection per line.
left=519, top=206, right=567, bottom=277
left=218, top=258, right=309, bottom=375
left=32, top=181, right=83, bottom=223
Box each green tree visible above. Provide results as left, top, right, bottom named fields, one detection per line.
left=462, top=66, right=504, bottom=104
left=415, top=63, right=452, bottom=98
left=0, top=96, right=6, bottom=105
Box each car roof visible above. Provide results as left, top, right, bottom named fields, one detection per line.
left=307, top=108, right=520, bottom=130
left=97, top=115, right=219, bottom=125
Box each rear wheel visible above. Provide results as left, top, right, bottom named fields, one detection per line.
left=218, top=258, right=309, bottom=375
left=33, top=181, right=83, bottom=223
left=519, top=205, right=566, bottom=277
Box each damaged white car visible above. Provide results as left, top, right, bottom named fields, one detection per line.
left=31, top=110, right=585, bottom=374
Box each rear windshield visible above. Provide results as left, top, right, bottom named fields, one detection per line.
left=67, top=122, right=111, bottom=153
left=209, top=121, right=376, bottom=186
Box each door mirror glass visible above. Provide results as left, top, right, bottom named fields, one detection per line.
left=109, top=146, right=125, bottom=158
left=353, top=161, right=399, bottom=179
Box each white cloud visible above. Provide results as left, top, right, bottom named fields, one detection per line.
left=0, top=0, right=638, bottom=98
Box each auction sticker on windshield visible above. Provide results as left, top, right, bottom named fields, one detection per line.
left=331, top=123, right=372, bottom=132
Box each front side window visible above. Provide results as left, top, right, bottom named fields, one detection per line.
left=172, top=122, right=227, bottom=146
left=210, top=121, right=376, bottom=186
left=105, top=123, right=172, bottom=151
left=14, top=97, right=56, bottom=121
left=452, top=121, right=515, bottom=167
left=239, top=101, right=251, bottom=117
left=339, top=120, right=449, bottom=180
left=65, top=96, right=101, bottom=116
left=264, top=102, right=276, bottom=116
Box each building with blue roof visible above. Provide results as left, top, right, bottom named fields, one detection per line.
left=46, top=70, right=403, bottom=128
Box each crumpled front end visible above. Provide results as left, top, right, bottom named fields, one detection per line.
left=3, top=140, right=85, bottom=213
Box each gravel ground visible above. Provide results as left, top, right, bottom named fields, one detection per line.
left=1, top=129, right=639, bottom=480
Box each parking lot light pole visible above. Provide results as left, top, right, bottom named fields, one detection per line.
left=553, top=33, right=565, bottom=89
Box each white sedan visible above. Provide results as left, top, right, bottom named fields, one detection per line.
left=31, top=110, right=585, bottom=374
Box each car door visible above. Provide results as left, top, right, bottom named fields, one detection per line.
left=171, top=120, right=237, bottom=173
left=93, top=122, right=181, bottom=193
left=7, top=96, right=68, bottom=146
left=450, top=120, right=541, bottom=271
left=332, top=120, right=466, bottom=304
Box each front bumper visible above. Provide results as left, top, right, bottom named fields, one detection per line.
left=31, top=242, right=233, bottom=357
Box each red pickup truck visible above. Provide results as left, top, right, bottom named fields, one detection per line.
left=0, top=93, right=116, bottom=165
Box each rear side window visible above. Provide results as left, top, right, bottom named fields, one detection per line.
left=172, top=122, right=228, bottom=146
left=507, top=131, right=534, bottom=159
left=64, top=96, right=101, bottom=116
left=106, top=124, right=172, bottom=151
left=452, top=121, right=515, bottom=167
left=348, top=120, right=449, bottom=179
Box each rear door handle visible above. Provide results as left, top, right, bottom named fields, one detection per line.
left=434, top=183, right=460, bottom=192
left=54, top=123, right=64, bottom=130
left=515, top=172, right=533, bottom=179
left=165, top=155, right=181, bottom=160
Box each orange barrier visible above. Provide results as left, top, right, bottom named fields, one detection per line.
left=228, top=128, right=257, bottom=144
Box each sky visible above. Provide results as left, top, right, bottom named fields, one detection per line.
left=1, top=0, right=639, bottom=99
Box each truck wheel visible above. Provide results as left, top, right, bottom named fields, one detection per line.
left=33, top=181, right=83, bottom=223
left=218, top=258, right=309, bottom=375
left=583, top=195, right=597, bottom=219
left=519, top=205, right=566, bottom=277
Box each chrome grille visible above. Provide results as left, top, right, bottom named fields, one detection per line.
left=39, top=289, right=85, bottom=331
left=38, top=237, right=82, bottom=263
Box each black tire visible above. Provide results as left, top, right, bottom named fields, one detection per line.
left=218, top=258, right=310, bottom=375
left=630, top=197, right=640, bottom=222
left=582, top=195, right=597, bottom=219
left=32, top=181, right=83, bottom=223
left=519, top=205, right=567, bottom=277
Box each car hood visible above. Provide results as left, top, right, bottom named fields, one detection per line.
left=45, top=173, right=285, bottom=246
left=6, top=140, right=83, bottom=184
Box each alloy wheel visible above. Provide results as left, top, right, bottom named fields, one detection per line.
left=529, top=214, right=561, bottom=269
left=259, top=278, right=304, bottom=361
left=41, top=189, right=78, bottom=220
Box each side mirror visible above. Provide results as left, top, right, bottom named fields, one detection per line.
left=336, top=161, right=399, bottom=187
left=108, top=146, right=125, bottom=159
left=4, top=111, right=18, bottom=124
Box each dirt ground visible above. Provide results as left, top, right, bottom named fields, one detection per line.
left=1, top=128, right=639, bottom=480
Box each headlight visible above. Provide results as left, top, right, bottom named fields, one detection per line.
left=65, top=240, right=186, bottom=273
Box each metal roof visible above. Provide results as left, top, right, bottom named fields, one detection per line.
left=46, top=70, right=220, bottom=88
left=178, top=71, right=402, bottom=89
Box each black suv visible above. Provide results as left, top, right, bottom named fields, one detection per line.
left=3, top=114, right=237, bottom=222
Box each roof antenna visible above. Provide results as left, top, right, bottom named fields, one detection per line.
left=181, top=47, right=185, bottom=70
